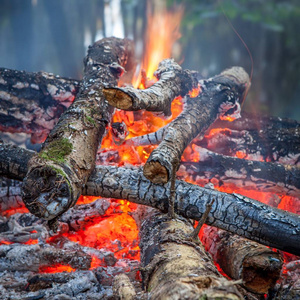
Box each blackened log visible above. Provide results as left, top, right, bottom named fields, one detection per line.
left=0, top=139, right=35, bottom=181
left=201, top=225, right=283, bottom=294
left=197, top=127, right=300, bottom=166
left=21, top=38, right=134, bottom=221
left=143, top=67, right=250, bottom=184
left=139, top=209, right=243, bottom=299
left=0, top=68, right=79, bottom=143
left=103, top=58, right=199, bottom=116
left=1, top=142, right=299, bottom=255
left=180, top=147, right=300, bottom=197
left=0, top=244, right=91, bottom=272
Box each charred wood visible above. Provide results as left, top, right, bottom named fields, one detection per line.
left=180, top=147, right=300, bottom=197
left=201, top=225, right=283, bottom=294
left=103, top=58, right=199, bottom=116
left=1, top=141, right=300, bottom=255
left=139, top=209, right=243, bottom=299
left=0, top=68, right=79, bottom=144
left=86, top=165, right=300, bottom=255
left=0, top=243, right=91, bottom=272
left=21, top=37, right=134, bottom=222
left=197, top=127, right=300, bottom=166
left=124, top=114, right=300, bottom=166
left=142, top=67, right=250, bottom=183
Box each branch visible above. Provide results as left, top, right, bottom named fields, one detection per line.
left=103, top=58, right=199, bottom=116
left=143, top=66, right=250, bottom=184
left=21, top=37, right=135, bottom=222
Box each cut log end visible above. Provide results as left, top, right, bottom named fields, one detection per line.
left=22, top=166, right=72, bottom=220
left=143, top=161, right=168, bottom=184
left=103, top=87, right=133, bottom=110
left=242, top=253, right=283, bottom=294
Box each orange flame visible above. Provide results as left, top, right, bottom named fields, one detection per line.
left=132, top=5, right=184, bottom=88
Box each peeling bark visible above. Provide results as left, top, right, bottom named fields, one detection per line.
left=143, top=67, right=250, bottom=184
left=0, top=68, right=79, bottom=143
left=103, top=58, right=199, bottom=116
left=180, top=147, right=300, bottom=197
left=139, top=209, right=243, bottom=299
left=201, top=225, right=283, bottom=294
left=21, top=37, right=134, bottom=222
left=1, top=141, right=300, bottom=255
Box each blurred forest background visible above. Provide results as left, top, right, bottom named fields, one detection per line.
left=0, top=0, right=299, bottom=120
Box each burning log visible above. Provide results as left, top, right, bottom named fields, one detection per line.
left=142, top=67, right=250, bottom=184
left=1, top=141, right=300, bottom=255
left=180, top=146, right=300, bottom=197
left=0, top=68, right=79, bottom=144
left=197, top=127, right=300, bottom=166
left=201, top=225, right=283, bottom=294
left=21, top=37, right=134, bottom=224
left=87, top=165, right=300, bottom=255
left=0, top=243, right=91, bottom=272
left=103, top=58, right=199, bottom=116
left=125, top=114, right=300, bottom=166
left=139, top=209, right=243, bottom=299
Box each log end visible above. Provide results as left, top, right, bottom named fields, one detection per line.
left=103, top=87, right=133, bottom=110
left=22, top=166, right=73, bottom=220
left=143, top=161, right=169, bottom=184
left=241, top=253, right=283, bottom=294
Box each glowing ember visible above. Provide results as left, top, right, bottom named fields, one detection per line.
left=39, top=264, right=75, bottom=273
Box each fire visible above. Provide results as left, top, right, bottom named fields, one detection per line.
left=132, top=4, right=184, bottom=88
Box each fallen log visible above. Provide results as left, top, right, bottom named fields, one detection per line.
left=143, top=66, right=250, bottom=184
left=139, top=209, right=243, bottom=299
left=1, top=141, right=300, bottom=255
left=103, top=58, right=199, bottom=116
left=21, top=37, right=134, bottom=223
left=201, top=225, right=283, bottom=294
left=180, top=146, right=300, bottom=197
left=0, top=68, right=79, bottom=143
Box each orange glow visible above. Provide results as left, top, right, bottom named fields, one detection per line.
left=39, top=264, right=75, bottom=273
left=188, top=85, right=201, bottom=98
left=24, top=239, right=39, bottom=245
left=1, top=206, right=29, bottom=217
left=90, top=255, right=103, bottom=269
left=220, top=115, right=236, bottom=122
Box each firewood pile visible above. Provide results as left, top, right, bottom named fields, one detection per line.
left=0, top=37, right=299, bottom=299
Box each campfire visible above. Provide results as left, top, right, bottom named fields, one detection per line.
left=0, top=6, right=299, bottom=300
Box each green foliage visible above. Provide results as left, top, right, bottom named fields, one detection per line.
left=40, top=138, right=73, bottom=164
